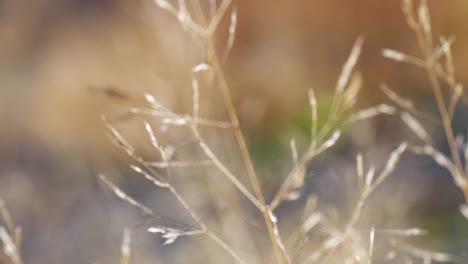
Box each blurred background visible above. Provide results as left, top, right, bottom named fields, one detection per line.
left=1, top=0, right=468, bottom=263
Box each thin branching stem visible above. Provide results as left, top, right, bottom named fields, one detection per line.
left=192, top=127, right=264, bottom=210
left=141, top=161, right=246, bottom=263
left=167, top=184, right=247, bottom=264
left=104, top=121, right=247, bottom=264
left=425, top=62, right=468, bottom=201
left=188, top=1, right=287, bottom=262
left=402, top=0, right=468, bottom=202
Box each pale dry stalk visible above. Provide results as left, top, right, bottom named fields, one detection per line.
left=187, top=1, right=287, bottom=262
left=101, top=121, right=248, bottom=264
left=402, top=0, right=468, bottom=201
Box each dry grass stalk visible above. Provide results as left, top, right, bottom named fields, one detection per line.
left=207, top=0, right=232, bottom=35
left=308, top=88, right=318, bottom=144
left=135, top=2, right=288, bottom=258
left=356, top=153, right=364, bottom=192
left=381, top=49, right=425, bottom=67
left=380, top=83, right=440, bottom=125
left=267, top=207, right=291, bottom=264
left=102, top=2, right=380, bottom=262
left=336, top=36, right=365, bottom=97
left=191, top=78, right=200, bottom=126
left=391, top=240, right=467, bottom=263
left=340, top=73, right=362, bottom=114
left=289, top=138, right=298, bottom=166
left=0, top=200, right=22, bottom=264
left=221, top=5, right=237, bottom=62
left=377, top=228, right=428, bottom=237
left=411, top=145, right=466, bottom=189
left=271, top=36, right=400, bottom=210
left=193, top=126, right=264, bottom=210
left=347, top=104, right=396, bottom=122
left=460, top=204, right=468, bottom=219
left=95, top=0, right=468, bottom=263
left=99, top=120, right=248, bottom=263
left=349, top=143, right=408, bottom=227
left=147, top=226, right=204, bottom=246
left=270, top=130, right=341, bottom=209
left=433, top=37, right=468, bottom=109
left=383, top=0, right=468, bottom=203
left=285, top=144, right=409, bottom=263
left=448, top=83, right=463, bottom=120
left=120, top=228, right=131, bottom=264
left=400, top=111, right=432, bottom=144
left=182, top=1, right=291, bottom=262
left=100, top=174, right=157, bottom=217
left=146, top=160, right=213, bottom=168
left=103, top=116, right=135, bottom=156
left=130, top=165, right=169, bottom=188
left=367, top=226, right=375, bottom=264
left=282, top=146, right=407, bottom=261
left=0, top=201, right=15, bottom=240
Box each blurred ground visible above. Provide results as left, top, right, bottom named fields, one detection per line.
left=0, top=0, right=468, bottom=263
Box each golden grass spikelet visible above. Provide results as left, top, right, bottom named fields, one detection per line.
left=336, top=36, right=365, bottom=97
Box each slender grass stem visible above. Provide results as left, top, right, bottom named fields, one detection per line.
left=425, top=62, right=468, bottom=202
left=188, top=1, right=287, bottom=263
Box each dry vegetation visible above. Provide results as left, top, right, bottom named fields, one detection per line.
left=0, top=199, right=23, bottom=264
left=2, top=0, right=468, bottom=263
